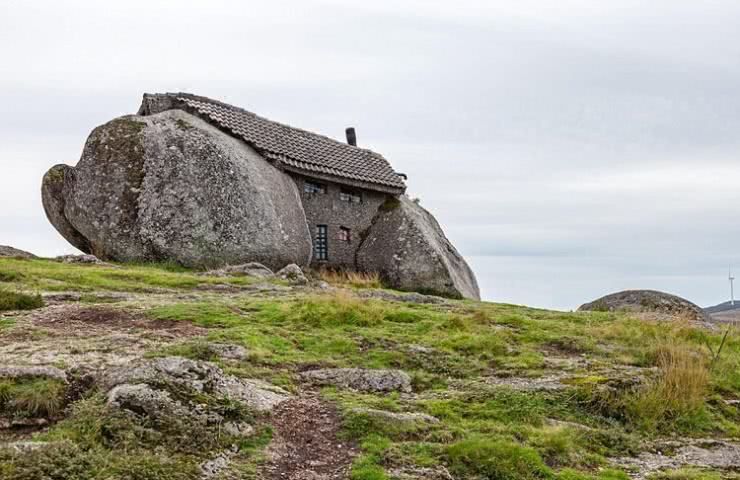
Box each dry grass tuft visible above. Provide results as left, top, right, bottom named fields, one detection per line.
left=628, top=342, right=710, bottom=431
left=315, top=269, right=382, bottom=289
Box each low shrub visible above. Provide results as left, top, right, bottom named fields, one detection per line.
left=0, top=289, right=43, bottom=311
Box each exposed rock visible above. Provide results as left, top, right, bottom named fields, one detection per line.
left=276, top=263, right=308, bottom=285
left=484, top=373, right=568, bottom=391
left=206, top=343, right=249, bottom=360
left=200, top=447, right=238, bottom=480
left=613, top=439, right=740, bottom=479
left=107, top=383, right=194, bottom=421
left=579, top=290, right=709, bottom=322
left=350, top=408, right=439, bottom=425
left=41, top=292, right=83, bottom=303
left=204, top=262, right=274, bottom=279
left=101, top=357, right=290, bottom=412
left=222, top=421, right=254, bottom=437
left=301, top=368, right=412, bottom=393
left=0, top=245, right=36, bottom=259
left=42, top=110, right=312, bottom=270
left=0, top=366, right=68, bottom=383
left=55, top=254, right=106, bottom=265
left=357, top=196, right=480, bottom=300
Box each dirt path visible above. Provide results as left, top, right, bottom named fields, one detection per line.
left=259, top=396, right=357, bottom=480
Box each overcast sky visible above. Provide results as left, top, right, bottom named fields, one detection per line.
left=1, top=0, right=739, bottom=310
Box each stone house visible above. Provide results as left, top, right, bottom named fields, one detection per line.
left=44, top=92, right=479, bottom=299
left=138, top=93, right=407, bottom=270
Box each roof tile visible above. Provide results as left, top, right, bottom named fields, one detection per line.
left=141, top=93, right=406, bottom=193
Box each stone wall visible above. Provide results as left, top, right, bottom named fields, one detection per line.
left=291, top=174, right=387, bottom=269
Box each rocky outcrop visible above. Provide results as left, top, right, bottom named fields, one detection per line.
left=101, top=357, right=290, bottom=412
left=578, top=290, right=708, bottom=322
left=0, top=246, right=37, bottom=259
left=357, top=196, right=480, bottom=300
left=42, top=110, right=312, bottom=270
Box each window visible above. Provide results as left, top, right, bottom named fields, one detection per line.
left=339, top=188, right=362, bottom=203
left=304, top=181, right=326, bottom=194
left=315, top=225, right=328, bottom=261
left=338, top=226, right=351, bottom=242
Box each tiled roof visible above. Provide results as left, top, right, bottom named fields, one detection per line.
left=139, top=93, right=406, bottom=194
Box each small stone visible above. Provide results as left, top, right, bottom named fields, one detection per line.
left=223, top=421, right=255, bottom=437
left=276, top=263, right=308, bottom=285
left=207, top=343, right=249, bottom=360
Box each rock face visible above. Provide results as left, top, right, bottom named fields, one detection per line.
left=42, top=110, right=312, bottom=270
left=357, top=196, right=480, bottom=300
left=578, top=290, right=708, bottom=322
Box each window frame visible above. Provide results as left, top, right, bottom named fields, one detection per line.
left=304, top=180, right=327, bottom=195
left=339, top=188, right=362, bottom=203
left=315, top=224, right=328, bottom=261
left=338, top=226, right=351, bottom=242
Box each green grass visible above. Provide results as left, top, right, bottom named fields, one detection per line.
left=0, top=258, right=255, bottom=293
left=0, top=378, right=67, bottom=418
left=144, top=291, right=739, bottom=478
left=2, top=261, right=740, bottom=478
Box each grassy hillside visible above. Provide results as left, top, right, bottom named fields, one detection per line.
left=1, top=257, right=739, bottom=480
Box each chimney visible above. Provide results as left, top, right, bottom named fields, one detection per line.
left=345, top=127, right=357, bottom=146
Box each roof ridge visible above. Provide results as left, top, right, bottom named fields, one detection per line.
left=141, top=92, right=406, bottom=193
left=165, top=92, right=388, bottom=160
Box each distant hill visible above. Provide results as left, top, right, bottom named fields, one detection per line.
left=704, top=301, right=740, bottom=324
left=704, top=301, right=740, bottom=314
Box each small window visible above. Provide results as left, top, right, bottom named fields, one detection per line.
left=315, top=225, right=328, bottom=261
left=304, top=181, right=326, bottom=194
left=338, top=227, right=351, bottom=242
left=339, top=188, right=362, bottom=203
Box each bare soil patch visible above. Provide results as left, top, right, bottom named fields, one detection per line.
left=0, top=305, right=207, bottom=369
left=260, top=396, right=357, bottom=480
left=28, top=304, right=206, bottom=337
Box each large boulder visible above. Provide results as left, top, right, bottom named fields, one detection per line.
left=578, top=289, right=709, bottom=322
left=42, top=110, right=312, bottom=270
left=357, top=196, right=480, bottom=300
